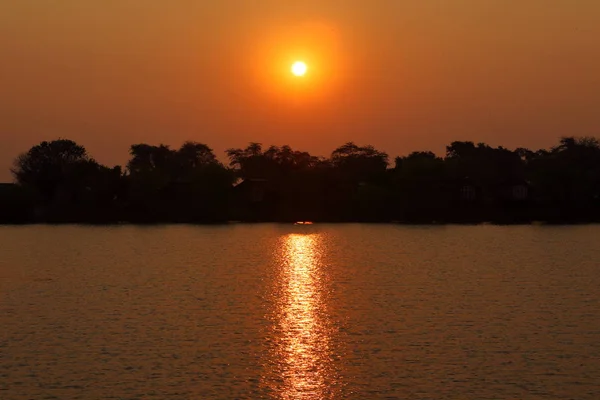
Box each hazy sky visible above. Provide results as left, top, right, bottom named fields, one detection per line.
left=1, top=1, right=599, bottom=181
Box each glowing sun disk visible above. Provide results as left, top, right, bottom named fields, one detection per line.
left=291, top=61, right=307, bottom=76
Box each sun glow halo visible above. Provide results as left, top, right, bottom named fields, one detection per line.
left=252, top=22, right=344, bottom=101
left=291, top=61, right=308, bottom=77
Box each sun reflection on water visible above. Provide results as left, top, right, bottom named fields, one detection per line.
left=271, top=233, right=336, bottom=399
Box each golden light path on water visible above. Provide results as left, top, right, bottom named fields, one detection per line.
left=272, top=233, right=337, bottom=400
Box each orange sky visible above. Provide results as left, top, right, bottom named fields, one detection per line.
left=1, top=0, right=599, bottom=181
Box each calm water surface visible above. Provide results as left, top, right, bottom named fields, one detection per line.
left=1, top=224, right=600, bottom=399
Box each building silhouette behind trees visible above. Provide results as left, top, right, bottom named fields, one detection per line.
left=2, top=136, right=600, bottom=224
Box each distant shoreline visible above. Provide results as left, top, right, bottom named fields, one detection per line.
left=3, top=137, right=600, bottom=225
left=2, top=220, right=599, bottom=227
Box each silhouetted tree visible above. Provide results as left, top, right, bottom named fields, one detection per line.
left=326, top=143, right=390, bottom=220
left=391, top=151, right=446, bottom=222
left=126, top=142, right=233, bottom=222
left=330, top=142, right=388, bottom=183
left=12, top=139, right=91, bottom=201
left=226, top=143, right=322, bottom=181
left=446, top=141, right=525, bottom=186
left=226, top=143, right=326, bottom=221
left=5, top=136, right=600, bottom=224
left=527, top=136, right=600, bottom=221
left=11, top=139, right=123, bottom=222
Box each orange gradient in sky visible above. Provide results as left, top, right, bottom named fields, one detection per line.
left=1, top=1, right=600, bottom=181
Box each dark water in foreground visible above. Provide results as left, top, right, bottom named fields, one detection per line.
left=1, top=224, right=600, bottom=399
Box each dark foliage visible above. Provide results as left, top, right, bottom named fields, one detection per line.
left=3, top=136, right=600, bottom=224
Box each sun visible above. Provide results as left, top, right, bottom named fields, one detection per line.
left=291, top=61, right=308, bottom=77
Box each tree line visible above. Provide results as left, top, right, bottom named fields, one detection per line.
left=1, top=137, right=600, bottom=224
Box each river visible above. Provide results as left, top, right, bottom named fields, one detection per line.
left=1, top=224, right=599, bottom=399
